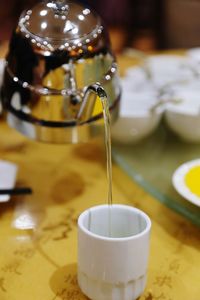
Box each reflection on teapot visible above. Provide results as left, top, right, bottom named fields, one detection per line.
left=1, top=0, right=120, bottom=143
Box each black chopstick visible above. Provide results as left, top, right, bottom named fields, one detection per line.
left=0, top=187, right=33, bottom=196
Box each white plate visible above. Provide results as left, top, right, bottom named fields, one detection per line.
left=0, top=160, right=18, bottom=202
left=172, top=159, right=200, bottom=207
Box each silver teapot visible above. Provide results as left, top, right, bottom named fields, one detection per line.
left=1, top=0, right=120, bottom=143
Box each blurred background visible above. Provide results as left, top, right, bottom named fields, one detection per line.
left=1, top=0, right=200, bottom=53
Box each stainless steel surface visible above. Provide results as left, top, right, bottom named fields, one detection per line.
left=1, top=0, right=120, bottom=143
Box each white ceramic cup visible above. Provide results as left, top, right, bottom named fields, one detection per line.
left=78, top=204, right=151, bottom=300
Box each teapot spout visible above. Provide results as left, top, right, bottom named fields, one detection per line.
left=77, top=83, right=107, bottom=124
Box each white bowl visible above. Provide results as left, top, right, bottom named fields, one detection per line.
left=111, top=111, right=162, bottom=144
left=187, top=47, right=200, bottom=62
left=111, top=86, right=163, bottom=144
left=165, top=110, right=200, bottom=143
left=144, top=55, right=195, bottom=88
left=165, top=83, right=200, bottom=143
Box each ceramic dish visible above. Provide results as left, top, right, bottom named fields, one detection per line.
left=0, top=160, right=18, bottom=202
left=172, top=159, right=200, bottom=207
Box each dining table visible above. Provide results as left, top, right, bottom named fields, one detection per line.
left=0, top=42, right=200, bottom=300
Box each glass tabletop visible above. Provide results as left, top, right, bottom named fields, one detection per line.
left=112, top=122, right=200, bottom=227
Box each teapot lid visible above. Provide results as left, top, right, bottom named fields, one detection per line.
left=18, top=0, right=103, bottom=51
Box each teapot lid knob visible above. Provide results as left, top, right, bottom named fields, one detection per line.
left=47, top=0, right=69, bottom=19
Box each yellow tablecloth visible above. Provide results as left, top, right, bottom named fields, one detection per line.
left=0, top=49, right=199, bottom=300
